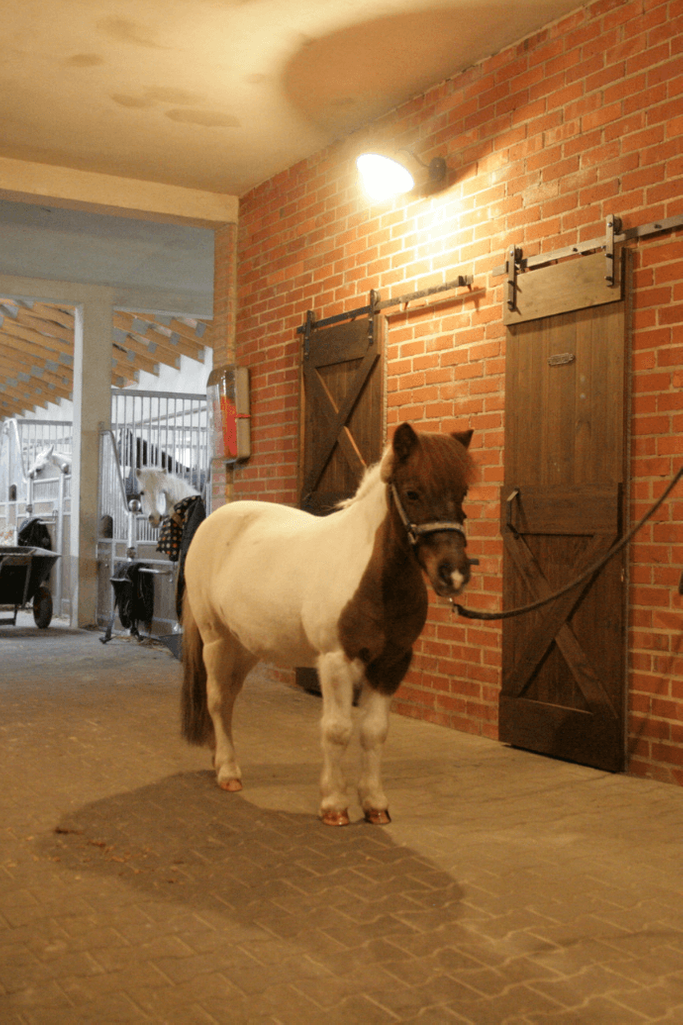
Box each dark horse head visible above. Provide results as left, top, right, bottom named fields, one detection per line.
left=383, top=422, right=475, bottom=599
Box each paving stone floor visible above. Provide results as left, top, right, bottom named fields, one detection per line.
left=1, top=616, right=683, bottom=1024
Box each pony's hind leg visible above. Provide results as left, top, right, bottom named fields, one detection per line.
left=203, top=634, right=256, bottom=792
left=318, top=651, right=362, bottom=826
left=358, top=685, right=392, bottom=825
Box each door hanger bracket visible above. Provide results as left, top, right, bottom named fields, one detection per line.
left=368, top=289, right=378, bottom=346
left=605, top=215, right=622, bottom=286
left=303, top=309, right=315, bottom=360
left=506, top=247, right=522, bottom=312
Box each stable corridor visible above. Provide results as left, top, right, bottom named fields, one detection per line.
left=1, top=618, right=683, bottom=1024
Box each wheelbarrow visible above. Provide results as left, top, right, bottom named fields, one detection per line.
left=0, top=546, right=61, bottom=628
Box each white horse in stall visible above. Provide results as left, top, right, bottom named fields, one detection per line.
left=180, top=423, right=476, bottom=826
left=136, top=467, right=199, bottom=528
left=27, top=445, right=71, bottom=479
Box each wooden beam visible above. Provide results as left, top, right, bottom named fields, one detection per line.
left=19, top=310, right=73, bottom=345
left=117, top=328, right=193, bottom=365
left=30, top=302, right=76, bottom=331
left=0, top=318, right=72, bottom=355
left=0, top=354, right=72, bottom=399
left=0, top=302, right=211, bottom=412
left=0, top=301, right=75, bottom=345
left=0, top=375, right=52, bottom=413
left=110, top=356, right=139, bottom=388
left=0, top=359, right=71, bottom=395
left=112, top=340, right=160, bottom=377
left=119, top=311, right=212, bottom=348
left=0, top=332, right=71, bottom=374
left=0, top=329, right=74, bottom=373
left=109, top=349, right=137, bottom=385
left=113, top=312, right=206, bottom=362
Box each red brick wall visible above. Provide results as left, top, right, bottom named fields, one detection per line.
left=224, top=0, right=683, bottom=784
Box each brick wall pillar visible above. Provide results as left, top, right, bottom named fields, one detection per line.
left=211, top=221, right=238, bottom=509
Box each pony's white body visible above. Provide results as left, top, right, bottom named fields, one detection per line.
left=193, top=467, right=387, bottom=668
left=136, top=468, right=199, bottom=527
left=182, top=424, right=474, bottom=826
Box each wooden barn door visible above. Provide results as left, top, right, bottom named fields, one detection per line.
left=297, top=311, right=383, bottom=690
left=500, top=252, right=628, bottom=772
left=300, top=314, right=383, bottom=513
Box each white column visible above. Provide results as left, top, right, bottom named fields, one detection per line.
left=70, top=292, right=114, bottom=626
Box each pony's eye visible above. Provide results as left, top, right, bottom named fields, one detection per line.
left=405, top=489, right=420, bottom=502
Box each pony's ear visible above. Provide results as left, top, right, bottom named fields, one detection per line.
left=451, top=429, right=473, bottom=450
left=393, top=423, right=419, bottom=463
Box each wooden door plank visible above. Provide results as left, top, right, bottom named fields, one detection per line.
left=499, top=696, right=623, bottom=772
left=307, top=318, right=370, bottom=366
left=584, top=306, right=626, bottom=483
left=504, top=250, right=622, bottom=325
left=503, top=484, right=621, bottom=535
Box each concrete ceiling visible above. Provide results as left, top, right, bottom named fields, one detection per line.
left=0, top=199, right=214, bottom=316
left=2, top=0, right=585, bottom=199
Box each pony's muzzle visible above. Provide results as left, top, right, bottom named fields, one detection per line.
left=437, top=558, right=470, bottom=596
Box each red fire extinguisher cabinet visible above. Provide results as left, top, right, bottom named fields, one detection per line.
left=207, top=365, right=250, bottom=463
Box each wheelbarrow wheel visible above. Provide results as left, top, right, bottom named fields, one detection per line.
left=33, top=585, right=53, bottom=629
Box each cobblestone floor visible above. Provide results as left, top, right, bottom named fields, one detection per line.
left=2, top=616, right=683, bottom=1024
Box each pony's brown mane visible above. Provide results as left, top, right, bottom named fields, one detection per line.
left=340, top=430, right=475, bottom=512
left=408, top=431, right=476, bottom=491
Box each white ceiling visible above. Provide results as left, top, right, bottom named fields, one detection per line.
left=2, top=0, right=585, bottom=198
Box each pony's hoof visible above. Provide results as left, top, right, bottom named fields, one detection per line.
left=218, top=778, right=243, bottom=792
left=364, top=808, right=391, bottom=825
left=321, top=809, right=350, bottom=826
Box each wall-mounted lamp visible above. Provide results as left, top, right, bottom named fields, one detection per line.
left=356, top=149, right=447, bottom=202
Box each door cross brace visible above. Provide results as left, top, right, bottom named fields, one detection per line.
left=502, top=527, right=620, bottom=720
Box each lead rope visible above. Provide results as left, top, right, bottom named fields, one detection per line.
left=452, top=465, right=683, bottom=621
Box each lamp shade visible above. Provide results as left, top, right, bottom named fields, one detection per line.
left=356, top=153, right=415, bottom=202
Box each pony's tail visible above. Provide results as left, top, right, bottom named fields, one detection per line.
left=180, top=594, right=213, bottom=746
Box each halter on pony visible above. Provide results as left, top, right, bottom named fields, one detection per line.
left=390, top=483, right=467, bottom=547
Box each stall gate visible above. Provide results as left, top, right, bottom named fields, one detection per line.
left=0, top=418, right=72, bottom=619
left=97, top=389, right=210, bottom=640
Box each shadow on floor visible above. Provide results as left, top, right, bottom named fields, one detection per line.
left=41, top=769, right=465, bottom=941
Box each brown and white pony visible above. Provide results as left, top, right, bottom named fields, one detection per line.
left=181, top=423, right=475, bottom=825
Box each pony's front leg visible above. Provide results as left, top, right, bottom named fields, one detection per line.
left=318, top=651, right=361, bottom=826
left=203, top=637, right=255, bottom=792
left=358, top=686, right=392, bottom=824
